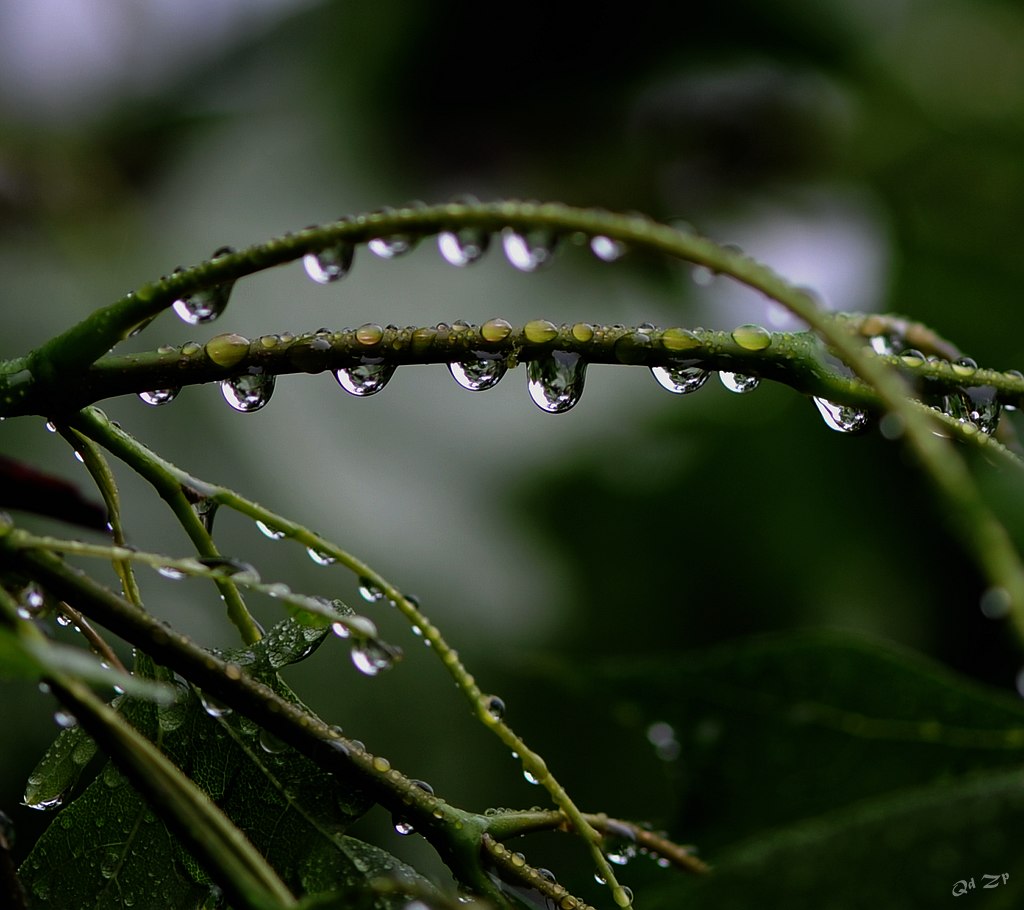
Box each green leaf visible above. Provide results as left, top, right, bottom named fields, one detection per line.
left=0, top=625, right=172, bottom=702
left=579, top=629, right=1024, bottom=908
left=19, top=618, right=379, bottom=909
left=22, top=722, right=98, bottom=812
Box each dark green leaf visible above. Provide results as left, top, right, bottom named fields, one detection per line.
left=19, top=618, right=379, bottom=908
left=577, top=629, right=1024, bottom=908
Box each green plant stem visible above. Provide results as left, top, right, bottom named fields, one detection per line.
left=51, top=412, right=262, bottom=644
left=0, top=540, right=511, bottom=905
left=7, top=321, right=1024, bottom=421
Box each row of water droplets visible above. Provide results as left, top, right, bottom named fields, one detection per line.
left=154, top=214, right=1020, bottom=434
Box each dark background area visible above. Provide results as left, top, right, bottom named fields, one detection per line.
left=2, top=1, right=1023, bottom=905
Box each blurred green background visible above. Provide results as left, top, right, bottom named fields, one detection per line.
left=2, top=1, right=1024, bottom=906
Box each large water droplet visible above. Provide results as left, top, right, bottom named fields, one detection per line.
left=198, top=691, right=232, bottom=718
left=812, top=397, right=870, bottom=433
left=502, top=228, right=557, bottom=272
left=335, top=360, right=395, bottom=397
left=731, top=324, right=772, bottom=351
left=719, top=372, right=759, bottom=394
left=304, top=242, right=355, bottom=283
left=527, top=351, right=587, bottom=413
left=368, top=234, right=416, bottom=259
left=438, top=228, right=490, bottom=266
left=23, top=789, right=65, bottom=811
left=138, top=388, right=180, bottom=406
left=980, top=587, right=1011, bottom=620
left=171, top=249, right=235, bottom=325
left=947, top=386, right=1001, bottom=435
left=651, top=363, right=710, bottom=394
left=258, top=729, right=288, bottom=754
left=350, top=641, right=397, bottom=676
left=256, top=520, right=286, bottom=540
left=221, top=371, right=275, bottom=412
left=449, top=352, right=508, bottom=391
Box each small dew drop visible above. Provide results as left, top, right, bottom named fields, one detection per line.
left=523, top=768, right=540, bottom=785
left=439, top=228, right=490, bottom=266
left=221, top=371, right=275, bottom=412
left=358, top=577, right=386, bottom=603
left=138, top=388, right=180, bottom=406
left=256, top=520, right=286, bottom=540
left=719, top=371, right=759, bottom=394
left=651, top=364, right=710, bottom=394
left=393, top=817, right=415, bottom=835
left=812, top=397, right=870, bottom=433
left=502, top=227, right=557, bottom=272
left=481, top=317, right=513, bottom=343
left=53, top=710, right=77, bottom=729
left=485, top=695, right=506, bottom=721
left=368, top=234, right=416, bottom=259
left=449, top=352, right=508, bottom=391
left=198, top=691, right=232, bottom=718
left=730, top=323, right=772, bottom=351
left=331, top=621, right=350, bottom=639
left=335, top=361, right=395, bottom=397
left=259, top=729, right=288, bottom=754
left=590, top=235, right=626, bottom=262
left=307, top=547, right=337, bottom=566
left=527, top=351, right=587, bottom=413
left=303, top=242, right=354, bottom=283
left=156, top=565, right=188, bottom=581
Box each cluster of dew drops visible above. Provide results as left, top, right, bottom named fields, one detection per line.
left=141, top=214, right=1022, bottom=438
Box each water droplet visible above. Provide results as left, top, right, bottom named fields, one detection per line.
left=53, top=710, right=77, bottom=729
left=20, top=583, right=44, bottom=612
left=536, top=868, right=557, bottom=884
left=259, top=729, right=288, bottom=754
left=485, top=695, right=506, bottom=721
left=394, top=817, right=415, bottom=835
left=502, top=227, right=557, bottom=271
left=731, top=324, right=772, bottom=351
left=138, top=388, right=180, bottom=406
left=23, top=789, right=65, bottom=811
left=171, top=250, right=235, bottom=324
left=351, top=641, right=397, bottom=676
left=523, top=319, right=558, bottom=344
left=205, top=333, right=250, bottom=369
left=980, top=587, right=1011, bottom=620
left=439, top=228, right=490, bottom=266
left=368, top=234, right=416, bottom=259
left=951, top=356, right=978, bottom=378
left=523, top=768, right=540, bottom=785
left=646, top=720, right=681, bottom=761
left=449, top=352, right=508, bottom=391
left=719, top=372, right=759, bottom=394
left=527, top=351, right=587, bottom=413
left=590, top=235, right=626, bottom=262
left=221, top=371, right=275, bottom=412
left=616, top=886, right=634, bottom=907
left=812, top=397, right=870, bottom=433
left=358, top=578, right=386, bottom=603
left=898, top=349, right=926, bottom=368
left=198, top=691, right=232, bottom=718
left=307, top=546, right=336, bottom=566
left=304, top=242, right=354, bottom=283
left=55, top=614, right=71, bottom=628
left=572, top=322, right=595, bottom=343
left=355, top=323, right=384, bottom=346
left=100, top=848, right=120, bottom=879
left=156, top=565, right=187, bottom=580
left=481, top=317, right=513, bottom=342
left=651, top=363, right=710, bottom=394
left=335, top=360, right=395, bottom=397
left=196, top=556, right=259, bottom=583
left=331, top=621, right=350, bottom=639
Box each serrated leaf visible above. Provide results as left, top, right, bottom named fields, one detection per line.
left=20, top=617, right=378, bottom=909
